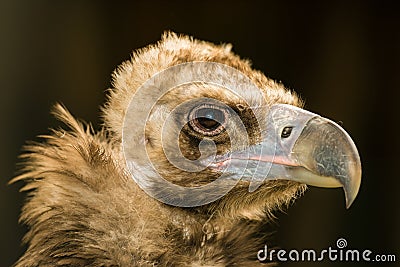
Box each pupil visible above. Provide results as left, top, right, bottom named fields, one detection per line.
left=198, top=117, right=219, bottom=129
left=281, top=126, right=293, bottom=138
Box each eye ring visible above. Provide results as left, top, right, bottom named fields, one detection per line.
left=188, top=104, right=227, bottom=136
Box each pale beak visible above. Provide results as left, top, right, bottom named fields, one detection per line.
left=209, top=104, right=362, bottom=208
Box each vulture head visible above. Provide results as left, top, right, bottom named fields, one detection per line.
left=12, top=32, right=361, bottom=266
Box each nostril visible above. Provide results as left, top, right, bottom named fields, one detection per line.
left=281, top=126, right=293, bottom=138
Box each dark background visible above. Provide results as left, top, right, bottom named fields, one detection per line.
left=1, top=1, right=399, bottom=266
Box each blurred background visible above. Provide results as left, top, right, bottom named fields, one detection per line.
left=1, top=1, right=399, bottom=266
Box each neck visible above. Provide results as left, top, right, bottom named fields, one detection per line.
left=155, top=205, right=275, bottom=266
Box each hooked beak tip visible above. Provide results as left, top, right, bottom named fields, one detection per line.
left=292, top=116, right=362, bottom=208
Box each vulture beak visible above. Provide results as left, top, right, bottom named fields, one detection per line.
left=209, top=104, right=361, bottom=208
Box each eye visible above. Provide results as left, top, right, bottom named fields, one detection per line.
left=189, top=104, right=227, bottom=136
left=281, top=126, right=293, bottom=138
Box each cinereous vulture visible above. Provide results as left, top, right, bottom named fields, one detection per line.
left=12, top=32, right=361, bottom=266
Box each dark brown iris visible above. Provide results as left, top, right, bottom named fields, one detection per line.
left=189, top=105, right=227, bottom=136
